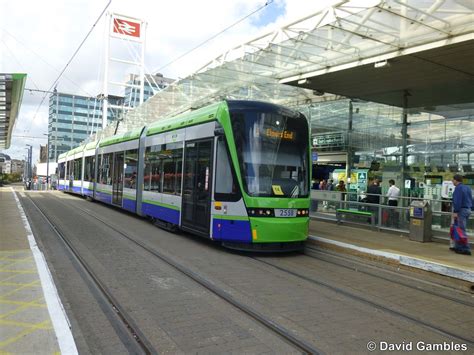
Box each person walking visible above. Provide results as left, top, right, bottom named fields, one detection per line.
left=451, top=174, right=472, bottom=255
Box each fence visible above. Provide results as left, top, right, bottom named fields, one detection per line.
left=310, top=190, right=473, bottom=237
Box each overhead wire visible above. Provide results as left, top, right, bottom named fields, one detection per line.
left=151, top=0, right=274, bottom=74
left=0, top=28, right=95, bottom=97
left=26, top=0, right=113, bottom=133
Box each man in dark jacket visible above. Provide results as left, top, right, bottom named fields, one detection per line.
left=366, top=179, right=381, bottom=204
left=451, top=174, right=472, bottom=255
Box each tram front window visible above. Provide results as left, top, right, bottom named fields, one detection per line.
left=231, top=109, right=309, bottom=198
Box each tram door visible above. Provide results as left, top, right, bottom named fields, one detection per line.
left=181, top=139, right=213, bottom=234
left=112, top=151, right=124, bottom=206
left=68, top=160, right=74, bottom=192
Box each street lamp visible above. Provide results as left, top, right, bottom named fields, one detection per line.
left=43, top=133, right=50, bottom=189
left=25, top=145, right=32, bottom=190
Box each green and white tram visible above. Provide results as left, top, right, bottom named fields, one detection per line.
left=58, top=100, right=310, bottom=251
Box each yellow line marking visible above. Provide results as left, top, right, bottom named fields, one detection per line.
left=0, top=299, right=46, bottom=308
left=0, top=297, right=45, bottom=320
left=0, top=319, right=53, bottom=329
left=1, top=259, right=34, bottom=269
left=0, top=282, right=37, bottom=287
left=0, top=280, right=40, bottom=298
left=0, top=256, right=32, bottom=262
left=0, top=274, right=23, bottom=283
left=0, top=320, right=53, bottom=348
left=0, top=269, right=36, bottom=274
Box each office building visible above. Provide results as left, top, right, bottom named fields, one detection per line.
left=48, top=91, right=124, bottom=161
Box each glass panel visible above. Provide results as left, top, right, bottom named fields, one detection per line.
left=99, top=153, right=112, bottom=185
left=124, top=149, right=138, bottom=189
left=145, top=145, right=163, bottom=192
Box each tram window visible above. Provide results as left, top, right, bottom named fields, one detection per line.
left=58, top=163, right=65, bottom=179
left=74, top=158, right=82, bottom=180
left=144, top=147, right=152, bottom=191
left=162, top=144, right=183, bottom=195
left=67, top=160, right=74, bottom=179
left=84, top=156, right=95, bottom=182
left=124, top=149, right=138, bottom=189
left=145, top=145, right=162, bottom=192
left=214, top=136, right=240, bottom=201
left=99, top=153, right=112, bottom=185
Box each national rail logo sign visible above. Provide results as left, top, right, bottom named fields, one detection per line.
left=111, top=15, right=142, bottom=41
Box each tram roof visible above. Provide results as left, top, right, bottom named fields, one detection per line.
left=99, top=127, right=144, bottom=147
left=146, top=101, right=224, bottom=136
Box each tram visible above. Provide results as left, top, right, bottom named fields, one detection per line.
left=57, top=100, right=311, bottom=251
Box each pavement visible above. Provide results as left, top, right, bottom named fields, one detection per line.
left=309, top=219, right=474, bottom=284
left=1, top=185, right=472, bottom=353
left=0, top=186, right=77, bottom=354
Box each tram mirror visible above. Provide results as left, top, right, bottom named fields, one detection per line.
left=214, top=127, right=225, bottom=136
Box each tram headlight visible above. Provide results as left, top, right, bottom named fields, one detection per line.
left=247, top=208, right=274, bottom=217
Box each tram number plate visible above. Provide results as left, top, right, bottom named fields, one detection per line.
left=275, top=209, right=296, bottom=217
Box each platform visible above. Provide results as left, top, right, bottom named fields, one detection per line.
left=0, top=186, right=76, bottom=354
left=309, top=219, right=474, bottom=284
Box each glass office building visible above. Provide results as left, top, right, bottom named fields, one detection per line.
left=48, top=92, right=124, bottom=161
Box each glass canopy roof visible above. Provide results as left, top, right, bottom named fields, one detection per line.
left=91, top=0, right=474, bottom=146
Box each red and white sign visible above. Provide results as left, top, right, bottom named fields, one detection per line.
left=112, top=16, right=141, bottom=40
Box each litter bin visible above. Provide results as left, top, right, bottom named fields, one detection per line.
left=409, top=200, right=432, bottom=242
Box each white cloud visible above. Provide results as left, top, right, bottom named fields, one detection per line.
left=1, top=0, right=337, bottom=162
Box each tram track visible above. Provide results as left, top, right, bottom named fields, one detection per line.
left=40, top=192, right=322, bottom=354
left=251, top=256, right=474, bottom=346
left=304, top=246, right=474, bottom=307
left=35, top=191, right=474, bottom=351
left=23, top=193, right=156, bottom=355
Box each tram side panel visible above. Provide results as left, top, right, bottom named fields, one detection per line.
left=141, top=128, right=184, bottom=227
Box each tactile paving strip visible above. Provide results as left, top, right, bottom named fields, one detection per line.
left=0, top=250, right=59, bottom=353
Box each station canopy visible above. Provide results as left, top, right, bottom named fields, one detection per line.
left=94, top=0, right=474, bottom=140
left=0, top=74, right=26, bottom=149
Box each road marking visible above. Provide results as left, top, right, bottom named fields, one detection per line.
left=10, top=188, right=78, bottom=355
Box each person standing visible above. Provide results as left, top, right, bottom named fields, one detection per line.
left=451, top=174, right=472, bottom=255
left=319, top=179, right=327, bottom=191
left=386, top=179, right=400, bottom=227
left=386, top=179, right=400, bottom=206
left=367, top=179, right=382, bottom=204
left=327, top=179, right=335, bottom=191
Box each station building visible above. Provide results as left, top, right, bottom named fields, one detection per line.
left=94, top=0, right=472, bottom=237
